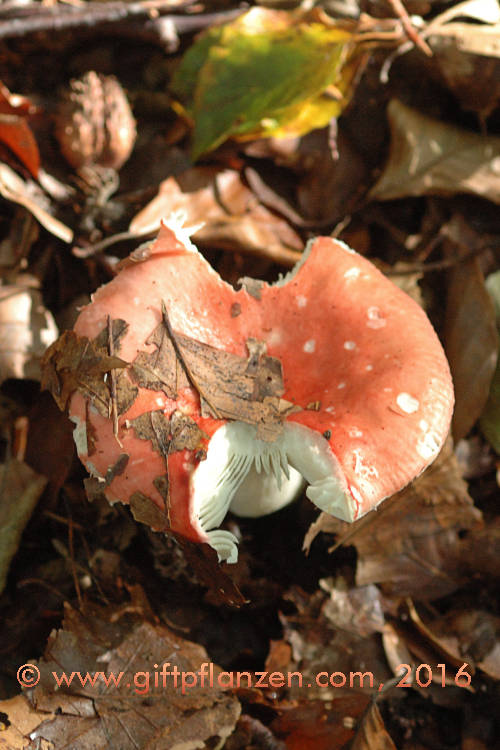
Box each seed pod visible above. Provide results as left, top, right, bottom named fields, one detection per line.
left=55, top=71, right=136, bottom=170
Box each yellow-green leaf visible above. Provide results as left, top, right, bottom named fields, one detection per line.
left=171, top=8, right=359, bottom=160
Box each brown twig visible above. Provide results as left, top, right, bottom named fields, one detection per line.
left=384, top=244, right=492, bottom=276
left=385, top=0, right=432, bottom=56
left=0, top=2, right=244, bottom=41
left=67, top=516, right=83, bottom=608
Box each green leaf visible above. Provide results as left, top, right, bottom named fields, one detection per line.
left=171, top=7, right=358, bottom=160
left=480, top=270, right=500, bottom=453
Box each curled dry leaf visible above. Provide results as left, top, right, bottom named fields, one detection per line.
left=0, top=163, right=73, bottom=243
left=350, top=702, right=397, bottom=750
left=369, top=100, right=500, bottom=205
left=0, top=276, right=58, bottom=383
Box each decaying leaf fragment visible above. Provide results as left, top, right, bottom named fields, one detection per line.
left=41, top=328, right=129, bottom=412
left=84, top=453, right=129, bottom=502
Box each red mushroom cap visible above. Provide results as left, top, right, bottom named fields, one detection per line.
left=68, top=216, right=454, bottom=563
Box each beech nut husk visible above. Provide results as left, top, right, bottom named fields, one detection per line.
left=55, top=71, right=136, bottom=170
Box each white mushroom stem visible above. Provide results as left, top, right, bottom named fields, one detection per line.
left=191, top=421, right=355, bottom=563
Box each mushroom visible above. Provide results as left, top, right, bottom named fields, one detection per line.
left=63, top=215, right=453, bottom=564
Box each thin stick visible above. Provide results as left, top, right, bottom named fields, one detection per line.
left=386, top=0, right=433, bottom=56
left=0, top=3, right=244, bottom=40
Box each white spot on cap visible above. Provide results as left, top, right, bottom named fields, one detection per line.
left=344, top=341, right=356, bottom=351
left=366, top=364, right=373, bottom=371
left=396, top=392, right=420, bottom=414
left=417, top=431, right=441, bottom=460
left=303, top=339, right=316, bottom=353
left=344, top=267, right=361, bottom=280
left=419, top=419, right=429, bottom=431
left=383, top=387, right=393, bottom=393
left=268, top=329, right=282, bottom=347
left=353, top=449, right=379, bottom=479
left=156, top=397, right=164, bottom=407
left=349, top=427, right=363, bottom=438
left=297, top=295, right=308, bottom=307
left=133, top=297, right=140, bottom=306
left=338, top=382, right=346, bottom=389
left=326, top=405, right=336, bottom=413
left=366, top=307, right=386, bottom=329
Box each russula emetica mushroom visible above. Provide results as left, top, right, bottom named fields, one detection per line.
left=52, top=215, right=454, bottom=564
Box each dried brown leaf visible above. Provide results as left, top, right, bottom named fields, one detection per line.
left=135, top=319, right=293, bottom=441
left=130, top=489, right=169, bottom=531
left=178, top=537, right=247, bottom=607
left=270, top=696, right=371, bottom=750
left=84, top=453, right=129, bottom=503
left=425, top=609, right=500, bottom=680
left=350, top=702, right=397, bottom=750
left=305, top=441, right=483, bottom=600
left=28, top=602, right=241, bottom=749
left=445, top=256, right=499, bottom=441
left=0, top=694, right=53, bottom=750
left=426, top=0, right=500, bottom=116
left=41, top=329, right=128, bottom=412
left=369, top=100, right=500, bottom=204
left=129, top=168, right=303, bottom=266
left=0, top=459, right=47, bottom=594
